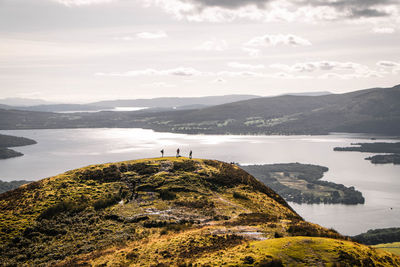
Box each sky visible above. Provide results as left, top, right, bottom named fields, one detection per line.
left=0, top=0, right=399, bottom=103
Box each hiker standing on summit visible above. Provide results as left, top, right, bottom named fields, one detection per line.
left=189, top=150, right=192, bottom=159
left=176, top=148, right=180, bottom=158
left=160, top=149, right=164, bottom=157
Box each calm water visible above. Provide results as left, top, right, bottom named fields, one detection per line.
left=0, top=128, right=399, bottom=235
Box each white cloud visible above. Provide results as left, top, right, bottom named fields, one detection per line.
left=227, top=62, right=265, bottom=69
left=376, top=60, right=400, bottom=67
left=270, top=61, right=370, bottom=74
left=264, top=72, right=312, bottom=79
left=136, top=31, right=168, bottom=39
left=212, top=78, right=227, bottom=83
left=318, top=72, right=384, bottom=79
left=95, top=67, right=202, bottom=77
left=194, top=39, right=228, bottom=51
left=377, top=60, right=400, bottom=73
left=246, top=34, right=312, bottom=47
left=144, top=82, right=176, bottom=88
left=242, top=47, right=260, bottom=57
left=95, top=61, right=391, bottom=81
left=96, top=67, right=267, bottom=78
left=52, top=0, right=114, bottom=6
left=372, top=27, right=396, bottom=33
left=269, top=60, right=390, bottom=79
left=217, top=71, right=265, bottom=77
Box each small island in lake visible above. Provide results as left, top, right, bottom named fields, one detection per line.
left=334, top=142, right=400, bottom=165
left=241, top=163, right=364, bottom=205
left=0, top=133, right=37, bottom=159
left=0, top=148, right=23, bottom=159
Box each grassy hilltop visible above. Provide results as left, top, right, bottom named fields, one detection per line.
left=0, top=158, right=399, bottom=266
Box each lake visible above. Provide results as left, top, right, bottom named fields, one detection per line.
left=0, top=128, right=399, bottom=236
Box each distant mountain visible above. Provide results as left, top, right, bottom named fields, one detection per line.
left=283, top=91, right=332, bottom=96
left=0, top=84, right=399, bottom=135
left=0, top=98, right=57, bottom=106
left=7, top=104, right=109, bottom=113
left=0, top=95, right=259, bottom=113
left=89, top=94, right=261, bottom=108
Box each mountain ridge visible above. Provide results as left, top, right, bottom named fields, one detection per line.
left=0, top=84, right=399, bottom=135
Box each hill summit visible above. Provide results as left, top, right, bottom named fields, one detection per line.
left=0, top=158, right=399, bottom=266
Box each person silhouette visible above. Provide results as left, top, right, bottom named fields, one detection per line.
left=189, top=150, right=192, bottom=159
left=176, top=148, right=180, bottom=158
left=160, top=149, right=164, bottom=157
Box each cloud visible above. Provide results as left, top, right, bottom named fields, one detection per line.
left=212, top=78, right=227, bottom=83
left=217, top=71, right=265, bottom=77
left=270, top=61, right=370, bottom=73
left=242, top=47, right=260, bottom=57
left=227, top=62, right=265, bottom=69
left=141, top=0, right=400, bottom=22
left=194, top=39, right=228, bottom=51
left=136, top=31, right=168, bottom=39
left=95, top=67, right=202, bottom=77
left=269, top=60, right=390, bottom=79
left=377, top=60, right=400, bottom=73
left=267, top=72, right=312, bottom=79
left=377, top=60, right=400, bottom=67
left=318, top=72, right=384, bottom=79
left=372, top=26, right=396, bottom=33
left=52, top=0, right=114, bottom=6
left=96, top=67, right=267, bottom=78
left=144, top=82, right=176, bottom=88
left=95, top=61, right=391, bottom=80
left=245, top=34, right=312, bottom=47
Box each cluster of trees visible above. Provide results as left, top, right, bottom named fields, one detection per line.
left=366, top=154, right=400, bottom=165
left=352, top=228, right=400, bottom=245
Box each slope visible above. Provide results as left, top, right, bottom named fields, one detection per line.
left=0, top=158, right=398, bottom=266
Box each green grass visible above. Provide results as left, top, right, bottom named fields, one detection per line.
left=373, top=242, right=400, bottom=256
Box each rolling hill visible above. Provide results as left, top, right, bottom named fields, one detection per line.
left=136, top=84, right=400, bottom=135
left=0, top=158, right=398, bottom=266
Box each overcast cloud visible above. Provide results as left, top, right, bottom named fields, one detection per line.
left=0, top=0, right=398, bottom=102
left=142, top=0, right=400, bottom=22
